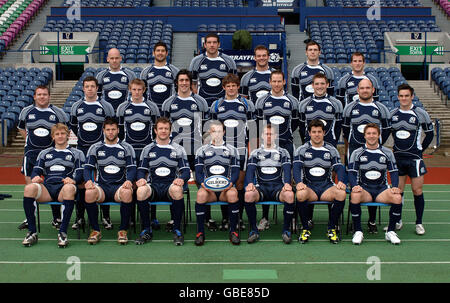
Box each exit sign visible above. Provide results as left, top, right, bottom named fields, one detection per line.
left=396, top=45, right=444, bottom=56
left=40, top=45, right=90, bottom=55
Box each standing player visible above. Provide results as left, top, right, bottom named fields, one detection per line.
left=342, top=78, right=391, bottom=233
left=210, top=73, right=256, bottom=231
left=69, top=76, right=115, bottom=230
left=18, top=86, right=68, bottom=230
left=348, top=123, right=402, bottom=245
left=244, top=124, right=294, bottom=244
left=194, top=120, right=241, bottom=246
left=290, top=41, right=335, bottom=102
left=21, top=123, right=85, bottom=247
left=336, top=52, right=380, bottom=108
left=116, top=78, right=160, bottom=161
left=140, top=41, right=180, bottom=111
left=83, top=117, right=136, bottom=245
left=298, top=73, right=343, bottom=147
left=240, top=45, right=275, bottom=103
left=253, top=70, right=299, bottom=230
left=96, top=48, right=137, bottom=111
left=189, top=33, right=237, bottom=106
left=135, top=117, right=190, bottom=245
left=293, top=119, right=347, bottom=244
left=389, top=84, right=434, bottom=235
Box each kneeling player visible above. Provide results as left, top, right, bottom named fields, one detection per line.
left=244, top=124, right=294, bottom=244
left=348, top=123, right=402, bottom=245
left=83, top=117, right=136, bottom=245
left=194, top=121, right=241, bottom=246
left=135, top=117, right=190, bottom=246
left=21, top=123, right=85, bottom=247
left=293, top=119, right=346, bottom=244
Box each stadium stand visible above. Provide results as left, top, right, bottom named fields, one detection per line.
left=434, top=0, right=450, bottom=16
left=61, top=0, right=152, bottom=6
left=173, top=0, right=244, bottom=7
left=431, top=66, right=450, bottom=103
left=325, top=0, right=423, bottom=6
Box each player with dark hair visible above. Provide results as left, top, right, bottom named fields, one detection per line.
left=189, top=33, right=237, bottom=106
left=291, top=41, right=335, bottom=102
left=83, top=117, right=136, bottom=245
left=140, top=41, right=180, bottom=111
left=389, top=83, right=434, bottom=235
left=348, top=123, right=402, bottom=245
left=293, top=119, right=346, bottom=244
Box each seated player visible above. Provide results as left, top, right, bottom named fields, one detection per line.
left=244, top=124, right=294, bottom=244
left=348, top=123, right=402, bottom=245
left=293, top=119, right=346, bottom=244
left=21, top=123, right=85, bottom=247
left=194, top=120, right=241, bottom=246
left=83, top=117, right=136, bottom=245
left=135, top=117, right=190, bottom=246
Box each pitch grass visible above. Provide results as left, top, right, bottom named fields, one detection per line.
left=0, top=185, right=449, bottom=283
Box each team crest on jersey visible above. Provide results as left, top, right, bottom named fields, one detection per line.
left=96, top=108, right=103, bottom=115
left=170, top=151, right=177, bottom=158
left=324, top=153, right=330, bottom=160
left=379, top=156, right=386, bottom=163
left=372, top=110, right=379, bottom=116
left=273, top=153, right=280, bottom=161
left=121, top=76, right=128, bottom=83
left=65, top=155, right=72, bottom=161
left=49, top=115, right=56, bottom=121
left=117, top=151, right=125, bottom=158
left=258, top=154, right=266, bottom=160
left=238, top=106, right=244, bottom=112
left=144, top=109, right=150, bottom=115
left=191, top=104, right=198, bottom=110
left=28, top=114, right=35, bottom=119
left=326, top=106, right=332, bottom=112
left=305, top=152, right=312, bottom=159
left=165, top=72, right=172, bottom=77
left=283, top=102, right=290, bottom=108
left=98, top=151, right=105, bottom=157
left=223, top=150, right=230, bottom=157
left=409, top=117, right=416, bottom=124
left=220, top=64, right=226, bottom=70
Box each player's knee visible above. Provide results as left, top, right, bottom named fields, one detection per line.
left=196, top=188, right=208, bottom=203
left=24, top=183, right=38, bottom=198
left=412, top=187, right=423, bottom=196
left=170, top=185, right=183, bottom=200
left=350, top=193, right=361, bottom=204
left=283, top=191, right=294, bottom=203
left=227, top=189, right=239, bottom=202
left=85, top=189, right=97, bottom=203
left=61, top=184, right=76, bottom=199
left=296, top=191, right=307, bottom=202
left=244, top=191, right=256, bottom=203
left=136, top=185, right=149, bottom=201
left=336, top=189, right=347, bottom=201
left=119, top=188, right=133, bottom=203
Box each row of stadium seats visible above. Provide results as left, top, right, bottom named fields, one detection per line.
left=308, top=20, right=441, bottom=63
left=61, top=0, right=152, bottom=6
left=43, top=19, right=173, bottom=64
left=325, top=0, right=423, bottom=6
left=431, top=67, right=450, bottom=102
left=0, top=0, right=44, bottom=48
left=173, top=0, right=243, bottom=6
left=197, top=23, right=285, bottom=32
left=0, top=67, right=53, bottom=130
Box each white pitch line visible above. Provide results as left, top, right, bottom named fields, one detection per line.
left=0, top=260, right=450, bottom=266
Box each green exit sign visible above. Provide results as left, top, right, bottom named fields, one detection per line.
left=396, top=45, right=444, bottom=56
left=40, top=45, right=90, bottom=55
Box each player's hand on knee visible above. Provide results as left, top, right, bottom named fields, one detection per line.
left=296, top=182, right=306, bottom=191
left=85, top=180, right=96, bottom=190
left=122, top=180, right=133, bottom=190
left=390, top=187, right=401, bottom=195
left=31, top=176, right=43, bottom=183
left=63, top=177, right=75, bottom=185
left=136, top=178, right=147, bottom=187
left=352, top=185, right=362, bottom=193
left=246, top=183, right=256, bottom=192
left=336, top=181, right=346, bottom=191
left=283, top=183, right=292, bottom=192
left=172, top=178, right=184, bottom=187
